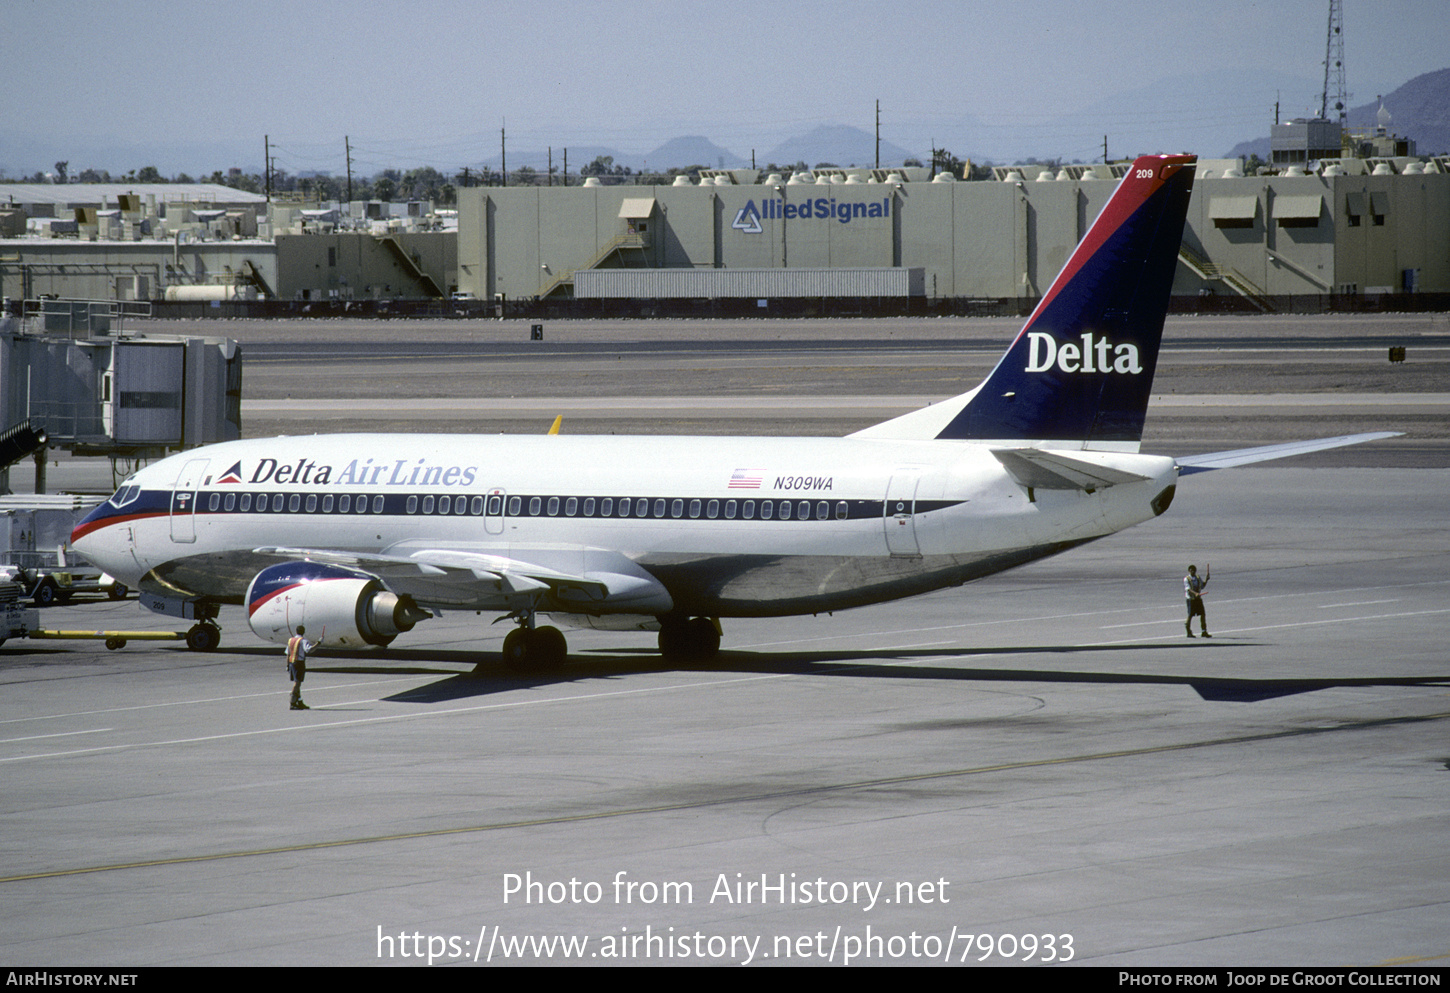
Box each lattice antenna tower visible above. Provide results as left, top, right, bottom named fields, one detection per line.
left=1320, top=0, right=1347, bottom=127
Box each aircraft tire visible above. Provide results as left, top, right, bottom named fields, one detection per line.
left=532, top=626, right=567, bottom=671
left=685, top=617, right=721, bottom=661
left=502, top=626, right=567, bottom=673
left=659, top=616, right=720, bottom=663
left=186, top=623, right=220, bottom=652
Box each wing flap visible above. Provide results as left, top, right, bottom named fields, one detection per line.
left=252, top=545, right=671, bottom=614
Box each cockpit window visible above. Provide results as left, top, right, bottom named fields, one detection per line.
left=111, top=483, right=141, bottom=507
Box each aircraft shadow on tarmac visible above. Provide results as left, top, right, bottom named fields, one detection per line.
left=250, top=642, right=1450, bottom=705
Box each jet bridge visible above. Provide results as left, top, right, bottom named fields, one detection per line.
left=0, top=313, right=241, bottom=492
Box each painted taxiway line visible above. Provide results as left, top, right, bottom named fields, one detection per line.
left=241, top=393, right=1450, bottom=419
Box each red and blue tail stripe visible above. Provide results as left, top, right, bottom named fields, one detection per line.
left=938, top=154, right=1197, bottom=443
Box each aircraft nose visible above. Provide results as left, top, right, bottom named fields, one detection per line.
left=70, top=505, right=119, bottom=568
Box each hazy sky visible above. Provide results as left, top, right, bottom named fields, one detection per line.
left=5, top=0, right=1445, bottom=175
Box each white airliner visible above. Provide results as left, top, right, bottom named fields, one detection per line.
left=71, top=154, right=1395, bottom=669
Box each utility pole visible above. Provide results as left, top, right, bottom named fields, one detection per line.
left=563, top=148, right=568, bottom=187
left=345, top=136, right=353, bottom=204
left=501, top=125, right=507, bottom=187
left=264, top=135, right=271, bottom=201
left=548, top=147, right=553, bottom=186
left=875, top=99, right=880, bottom=170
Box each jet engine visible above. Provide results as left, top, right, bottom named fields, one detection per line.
left=246, top=561, right=430, bottom=649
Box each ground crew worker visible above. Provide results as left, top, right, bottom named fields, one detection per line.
left=286, top=625, right=316, bottom=710
left=1185, top=564, right=1211, bottom=638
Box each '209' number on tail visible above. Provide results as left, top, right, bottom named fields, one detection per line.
left=1135, top=168, right=1155, bottom=179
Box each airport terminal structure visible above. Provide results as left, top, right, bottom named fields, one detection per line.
left=2, top=153, right=1448, bottom=316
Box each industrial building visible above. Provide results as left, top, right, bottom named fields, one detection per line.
left=3, top=156, right=1449, bottom=315
left=455, top=158, right=1450, bottom=311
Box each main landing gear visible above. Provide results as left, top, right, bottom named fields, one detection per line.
left=658, top=615, right=721, bottom=663
left=499, top=612, right=567, bottom=673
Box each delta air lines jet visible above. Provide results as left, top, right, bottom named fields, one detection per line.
left=70, top=155, right=1393, bottom=669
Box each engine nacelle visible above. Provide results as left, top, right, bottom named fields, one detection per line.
left=246, top=562, right=430, bottom=649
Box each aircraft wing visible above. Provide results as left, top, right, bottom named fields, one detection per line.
left=1175, top=432, right=1402, bottom=474
left=252, top=545, right=673, bottom=613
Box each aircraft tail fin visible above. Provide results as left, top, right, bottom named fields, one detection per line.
left=853, top=154, right=1197, bottom=448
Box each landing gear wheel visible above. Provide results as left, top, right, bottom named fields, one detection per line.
left=658, top=616, right=721, bottom=663
left=105, top=637, right=127, bottom=650
left=108, top=584, right=129, bottom=601
left=185, top=623, right=220, bottom=652
left=501, top=625, right=568, bottom=673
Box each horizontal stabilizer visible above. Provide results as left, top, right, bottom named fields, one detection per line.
left=1175, top=432, right=1402, bottom=473
left=992, top=448, right=1153, bottom=490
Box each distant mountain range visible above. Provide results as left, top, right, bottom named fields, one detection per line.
left=508, top=125, right=922, bottom=174
left=5, top=68, right=1445, bottom=182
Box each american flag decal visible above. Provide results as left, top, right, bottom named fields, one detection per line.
left=728, top=469, right=763, bottom=489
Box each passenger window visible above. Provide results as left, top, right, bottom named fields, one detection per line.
left=706, top=500, right=718, bottom=519
left=322, top=494, right=333, bottom=513
left=547, top=497, right=560, bottom=516
left=422, top=496, right=435, bottom=514
left=208, top=493, right=220, bottom=511
left=339, top=495, right=351, bottom=513
left=272, top=494, right=285, bottom=512
left=372, top=495, right=384, bottom=513
left=471, top=496, right=484, bottom=515
left=240, top=493, right=252, bottom=512
left=565, top=497, right=578, bottom=516
left=836, top=501, right=848, bottom=520
left=529, top=497, right=542, bottom=515
left=508, top=496, right=521, bottom=515
left=225, top=493, right=236, bottom=511
left=671, top=499, right=684, bottom=518
left=407, top=496, right=418, bottom=514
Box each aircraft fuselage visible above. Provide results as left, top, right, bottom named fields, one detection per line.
left=74, top=433, right=1178, bottom=619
